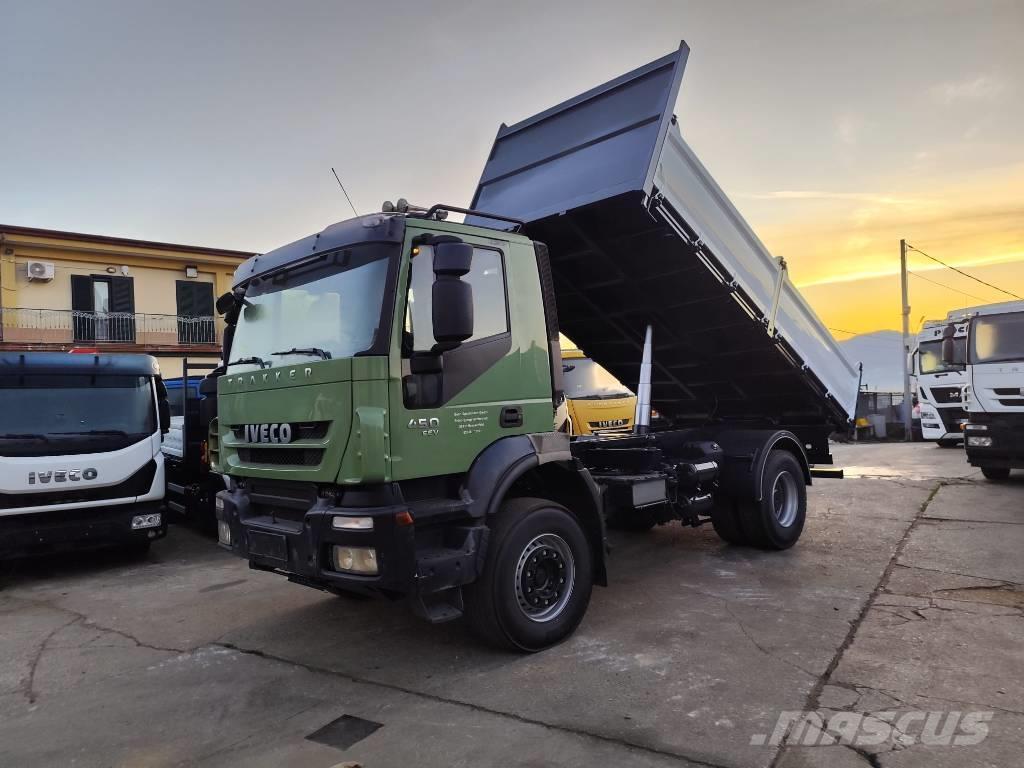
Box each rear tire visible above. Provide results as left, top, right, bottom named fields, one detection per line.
left=713, top=451, right=807, bottom=550
left=465, top=497, right=593, bottom=652
left=981, top=466, right=1010, bottom=481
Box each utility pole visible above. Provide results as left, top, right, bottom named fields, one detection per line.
left=899, top=238, right=913, bottom=441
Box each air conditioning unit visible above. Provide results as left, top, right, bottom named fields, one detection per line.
left=26, top=260, right=55, bottom=281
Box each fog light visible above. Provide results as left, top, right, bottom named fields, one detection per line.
left=332, top=515, right=373, bottom=530
left=217, top=520, right=232, bottom=546
left=131, top=513, right=162, bottom=530
left=332, top=546, right=378, bottom=575
left=967, top=436, right=993, bottom=447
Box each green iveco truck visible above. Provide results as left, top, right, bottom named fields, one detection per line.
left=212, top=43, right=858, bottom=650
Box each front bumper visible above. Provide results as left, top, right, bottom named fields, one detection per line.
left=0, top=501, right=166, bottom=558
left=216, top=485, right=485, bottom=612
left=964, top=416, right=1024, bottom=469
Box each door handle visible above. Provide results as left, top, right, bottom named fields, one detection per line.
left=500, top=406, right=524, bottom=428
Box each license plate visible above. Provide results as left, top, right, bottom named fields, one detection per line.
left=248, top=530, right=288, bottom=562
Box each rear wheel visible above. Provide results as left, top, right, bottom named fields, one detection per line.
left=712, top=451, right=806, bottom=550
left=465, top=497, right=593, bottom=652
left=981, top=466, right=1010, bottom=481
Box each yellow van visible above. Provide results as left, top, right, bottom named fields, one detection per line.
left=561, top=348, right=637, bottom=435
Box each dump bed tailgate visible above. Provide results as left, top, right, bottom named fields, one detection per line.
left=469, top=43, right=857, bottom=433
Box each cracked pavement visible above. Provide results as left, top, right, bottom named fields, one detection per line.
left=0, top=443, right=1021, bottom=767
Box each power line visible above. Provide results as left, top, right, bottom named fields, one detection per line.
left=906, top=244, right=1022, bottom=300
left=331, top=167, right=360, bottom=218
left=907, top=270, right=990, bottom=303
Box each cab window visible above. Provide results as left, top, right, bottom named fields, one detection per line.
left=405, top=245, right=508, bottom=353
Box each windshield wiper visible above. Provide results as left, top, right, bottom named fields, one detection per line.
left=52, top=429, right=129, bottom=436
left=1, top=433, right=48, bottom=441
left=271, top=347, right=332, bottom=360
left=227, top=356, right=269, bottom=369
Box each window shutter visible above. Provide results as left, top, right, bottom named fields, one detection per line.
left=109, top=276, right=136, bottom=342
left=110, top=276, right=135, bottom=314
left=70, top=275, right=95, bottom=341
left=70, top=275, right=94, bottom=312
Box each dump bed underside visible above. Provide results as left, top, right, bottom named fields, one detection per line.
left=527, top=191, right=847, bottom=429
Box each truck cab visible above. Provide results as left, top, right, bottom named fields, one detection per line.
left=561, top=348, right=636, bottom=435
left=0, top=352, right=169, bottom=556
left=953, top=301, right=1024, bottom=480
left=913, top=319, right=968, bottom=445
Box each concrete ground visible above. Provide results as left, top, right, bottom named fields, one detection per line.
left=1, top=443, right=1021, bottom=768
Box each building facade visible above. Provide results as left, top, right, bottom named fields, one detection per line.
left=0, top=225, right=253, bottom=378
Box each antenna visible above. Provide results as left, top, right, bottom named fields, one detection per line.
left=331, top=167, right=360, bottom=218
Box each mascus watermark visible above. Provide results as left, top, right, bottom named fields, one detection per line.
left=751, top=710, right=994, bottom=748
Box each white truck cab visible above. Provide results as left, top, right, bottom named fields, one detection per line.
left=913, top=318, right=968, bottom=445
left=946, top=301, right=1024, bottom=480
left=0, top=352, right=170, bottom=556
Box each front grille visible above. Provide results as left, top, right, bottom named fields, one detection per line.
left=0, top=460, right=158, bottom=509
left=929, top=386, right=963, bottom=404
left=236, top=448, right=324, bottom=466
left=231, top=421, right=330, bottom=440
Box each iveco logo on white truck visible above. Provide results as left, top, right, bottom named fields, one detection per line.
left=28, top=468, right=99, bottom=484
left=243, top=423, right=293, bottom=443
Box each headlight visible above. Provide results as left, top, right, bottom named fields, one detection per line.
left=967, top=436, right=993, bottom=447
left=966, top=423, right=988, bottom=431
left=215, top=494, right=226, bottom=512
left=131, top=513, right=162, bottom=530
left=332, top=515, right=373, bottom=530
left=217, top=520, right=232, bottom=546
left=332, top=546, right=378, bottom=575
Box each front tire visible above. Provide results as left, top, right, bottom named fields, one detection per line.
left=465, top=497, right=593, bottom=652
left=981, top=466, right=1010, bottom=481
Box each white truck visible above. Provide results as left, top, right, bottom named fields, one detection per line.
left=913, top=317, right=968, bottom=445
left=0, top=352, right=170, bottom=556
left=945, top=301, right=1024, bottom=480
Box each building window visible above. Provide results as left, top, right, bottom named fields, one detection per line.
left=70, top=274, right=135, bottom=342
left=175, top=280, right=215, bottom=344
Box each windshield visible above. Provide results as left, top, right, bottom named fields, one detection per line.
left=919, top=338, right=965, bottom=374
left=229, top=245, right=395, bottom=369
left=970, top=312, right=1024, bottom=364
left=0, top=374, right=155, bottom=442
left=562, top=357, right=632, bottom=400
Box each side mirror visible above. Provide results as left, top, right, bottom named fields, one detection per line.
left=431, top=242, right=474, bottom=350
left=941, top=323, right=956, bottom=365
left=215, top=291, right=235, bottom=315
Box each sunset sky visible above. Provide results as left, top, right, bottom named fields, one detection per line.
left=2, top=0, right=1021, bottom=336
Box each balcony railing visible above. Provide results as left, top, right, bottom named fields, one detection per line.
left=0, top=307, right=221, bottom=347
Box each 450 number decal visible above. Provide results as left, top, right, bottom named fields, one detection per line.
left=408, top=417, right=441, bottom=436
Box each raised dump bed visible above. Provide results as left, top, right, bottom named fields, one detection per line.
left=469, top=42, right=857, bottom=456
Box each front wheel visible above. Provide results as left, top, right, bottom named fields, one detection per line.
left=465, top=497, right=593, bottom=652
left=981, top=466, right=1011, bottom=481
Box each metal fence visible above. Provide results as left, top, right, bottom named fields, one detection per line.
left=0, top=307, right=220, bottom=346
left=856, top=390, right=905, bottom=422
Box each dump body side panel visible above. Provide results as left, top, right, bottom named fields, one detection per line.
left=468, top=42, right=857, bottom=433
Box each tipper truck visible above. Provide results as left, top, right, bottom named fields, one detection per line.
left=945, top=300, right=1024, bottom=479
left=0, top=352, right=170, bottom=557
left=212, top=43, right=858, bottom=650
